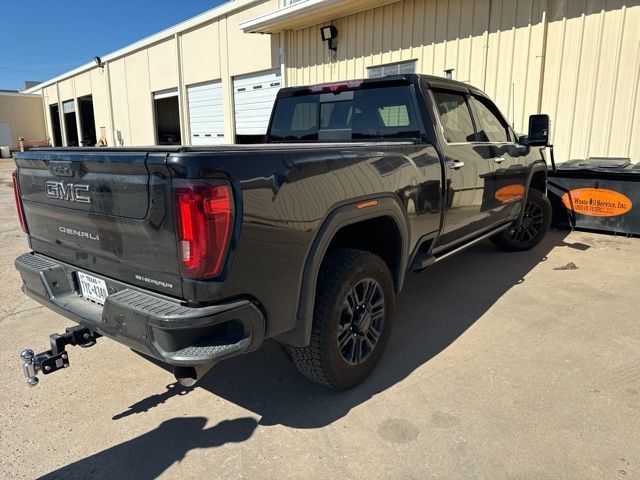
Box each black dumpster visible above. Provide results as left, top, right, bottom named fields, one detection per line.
left=548, top=157, right=640, bottom=236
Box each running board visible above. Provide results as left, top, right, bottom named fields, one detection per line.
left=411, top=223, right=510, bottom=272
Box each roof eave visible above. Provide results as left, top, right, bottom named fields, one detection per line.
left=240, top=0, right=401, bottom=33
left=240, top=0, right=345, bottom=33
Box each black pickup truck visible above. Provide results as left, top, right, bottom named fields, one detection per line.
left=14, top=74, right=552, bottom=389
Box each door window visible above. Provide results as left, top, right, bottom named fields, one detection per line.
left=472, top=96, right=512, bottom=143
left=432, top=91, right=477, bottom=144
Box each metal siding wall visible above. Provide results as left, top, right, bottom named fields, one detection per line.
left=73, top=71, right=92, bottom=98
left=180, top=22, right=223, bottom=86
left=286, top=0, right=543, bottom=133
left=543, top=0, right=640, bottom=161
left=88, top=69, right=111, bottom=141
left=124, top=50, right=156, bottom=146
left=42, top=85, right=58, bottom=144
left=147, top=39, right=179, bottom=93
left=0, top=95, right=46, bottom=148
left=108, top=59, right=132, bottom=146
left=57, top=79, right=74, bottom=102
left=484, top=0, right=546, bottom=131
left=286, top=0, right=639, bottom=162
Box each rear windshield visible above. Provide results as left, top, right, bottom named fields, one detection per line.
left=268, top=86, right=422, bottom=142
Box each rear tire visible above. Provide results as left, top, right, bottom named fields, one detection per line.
left=289, top=248, right=394, bottom=390
left=490, top=188, right=552, bottom=251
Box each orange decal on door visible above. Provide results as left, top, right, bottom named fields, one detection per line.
left=495, top=184, right=525, bottom=203
left=561, top=188, right=632, bottom=217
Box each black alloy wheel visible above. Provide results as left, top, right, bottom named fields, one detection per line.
left=337, top=278, right=385, bottom=366
left=289, top=248, right=395, bottom=390
left=507, top=199, right=545, bottom=243
left=490, top=188, right=552, bottom=251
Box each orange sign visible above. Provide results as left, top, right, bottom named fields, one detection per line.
left=561, top=188, right=632, bottom=217
left=495, top=184, right=525, bottom=203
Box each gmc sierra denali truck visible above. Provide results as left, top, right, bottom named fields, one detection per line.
left=14, top=74, right=552, bottom=390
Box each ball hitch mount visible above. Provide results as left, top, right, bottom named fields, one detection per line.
left=20, top=326, right=101, bottom=387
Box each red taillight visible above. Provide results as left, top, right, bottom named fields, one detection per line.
left=12, top=171, right=28, bottom=233
left=175, top=181, right=234, bottom=279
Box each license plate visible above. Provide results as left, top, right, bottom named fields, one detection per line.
left=77, top=272, right=109, bottom=305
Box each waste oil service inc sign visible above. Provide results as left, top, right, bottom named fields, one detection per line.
left=561, top=188, right=632, bottom=217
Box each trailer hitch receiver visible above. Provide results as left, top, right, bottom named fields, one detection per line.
left=20, top=326, right=101, bottom=387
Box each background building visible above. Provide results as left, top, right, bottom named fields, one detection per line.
left=25, top=0, right=639, bottom=163
left=244, top=0, right=640, bottom=162
left=0, top=92, right=46, bottom=150
left=26, top=0, right=281, bottom=148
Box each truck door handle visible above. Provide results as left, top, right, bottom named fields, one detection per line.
left=447, top=160, right=465, bottom=169
left=494, top=157, right=505, bottom=164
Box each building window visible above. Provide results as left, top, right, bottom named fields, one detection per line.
left=367, top=60, right=416, bottom=79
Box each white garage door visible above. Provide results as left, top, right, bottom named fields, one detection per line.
left=187, top=82, right=225, bottom=145
left=233, top=69, right=282, bottom=136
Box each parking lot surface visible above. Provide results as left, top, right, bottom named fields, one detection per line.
left=0, top=158, right=638, bottom=479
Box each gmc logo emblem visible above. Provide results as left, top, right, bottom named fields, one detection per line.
left=45, top=181, right=91, bottom=204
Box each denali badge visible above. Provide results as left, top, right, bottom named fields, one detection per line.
left=59, top=226, right=100, bottom=241
left=46, top=181, right=91, bottom=204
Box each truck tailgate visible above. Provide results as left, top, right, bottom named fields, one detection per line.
left=15, top=151, right=183, bottom=298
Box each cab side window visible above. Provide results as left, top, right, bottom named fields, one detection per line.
left=432, top=91, right=477, bottom=144
left=472, top=96, right=512, bottom=143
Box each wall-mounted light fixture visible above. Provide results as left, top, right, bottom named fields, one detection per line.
left=444, top=68, right=454, bottom=80
left=94, top=56, right=104, bottom=69
left=320, top=25, right=338, bottom=51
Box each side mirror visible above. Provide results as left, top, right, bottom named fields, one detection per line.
left=527, top=114, right=550, bottom=147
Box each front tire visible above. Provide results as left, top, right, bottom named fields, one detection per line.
left=289, top=249, right=394, bottom=390
left=490, top=188, right=552, bottom=251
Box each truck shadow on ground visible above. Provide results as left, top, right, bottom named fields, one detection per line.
left=44, top=230, right=582, bottom=479
left=39, top=417, right=258, bottom=480
left=117, top=229, right=578, bottom=430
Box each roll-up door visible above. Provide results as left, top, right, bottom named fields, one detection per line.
left=233, top=69, right=282, bottom=140
left=187, top=81, right=225, bottom=145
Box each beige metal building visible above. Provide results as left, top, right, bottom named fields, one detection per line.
left=244, top=0, right=640, bottom=162
left=27, top=0, right=282, bottom=148
left=0, top=92, right=46, bottom=149
left=26, top=0, right=639, bottom=163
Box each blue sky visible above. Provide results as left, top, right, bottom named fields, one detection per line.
left=0, top=1, right=226, bottom=91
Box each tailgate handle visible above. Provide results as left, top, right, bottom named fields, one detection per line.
left=448, top=160, right=465, bottom=169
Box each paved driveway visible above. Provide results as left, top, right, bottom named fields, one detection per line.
left=0, top=159, right=637, bottom=479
